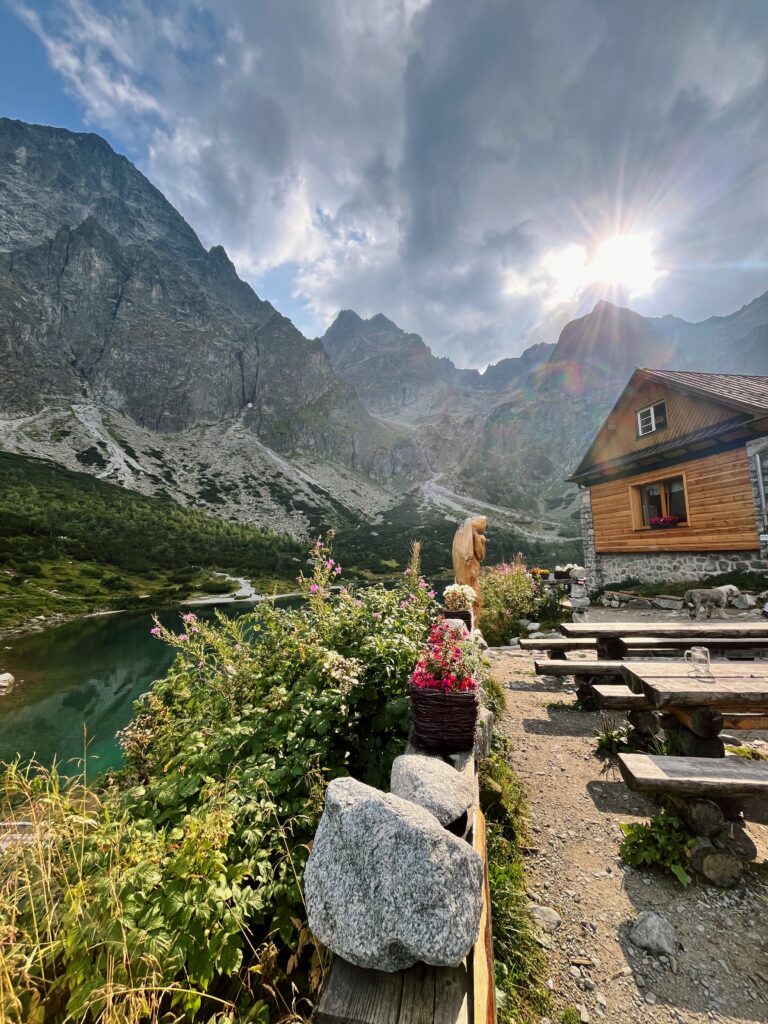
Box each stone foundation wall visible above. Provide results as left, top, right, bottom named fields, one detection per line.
left=593, top=550, right=766, bottom=589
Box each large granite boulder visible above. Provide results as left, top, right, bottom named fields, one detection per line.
left=305, top=777, right=483, bottom=971
left=390, top=754, right=473, bottom=825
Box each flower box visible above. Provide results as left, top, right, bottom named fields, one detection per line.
left=649, top=516, right=681, bottom=530
left=553, top=570, right=571, bottom=580
left=410, top=686, right=479, bottom=751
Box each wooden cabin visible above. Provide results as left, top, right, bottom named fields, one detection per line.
left=569, top=370, right=768, bottom=587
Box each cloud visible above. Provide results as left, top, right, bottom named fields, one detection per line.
left=14, top=0, right=768, bottom=365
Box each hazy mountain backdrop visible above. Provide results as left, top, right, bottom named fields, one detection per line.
left=3, top=117, right=768, bottom=569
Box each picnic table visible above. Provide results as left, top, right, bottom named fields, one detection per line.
left=561, top=621, right=768, bottom=659
left=622, top=660, right=768, bottom=756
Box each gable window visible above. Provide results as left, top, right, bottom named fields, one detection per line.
left=636, top=474, right=687, bottom=527
left=637, top=400, right=668, bottom=436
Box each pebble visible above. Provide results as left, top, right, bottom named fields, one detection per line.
left=645, top=992, right=657, bottom=1004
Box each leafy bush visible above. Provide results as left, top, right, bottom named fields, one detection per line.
left=479, top=559, right=536, bottom=646
left=619, top=809, right=694, bottom=886
left=593, top=713, right=636, bottom=757
left=530, top=580, right=569, bottom=629
left=0, top=538, right=435, bottom=1022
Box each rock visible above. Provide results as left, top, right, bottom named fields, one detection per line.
left=627, top=598, right=652, bottom=609
left=570, top=597, right=591, bottom=610
left=570, top=583, right=588, bottom=599
left=629, top=911, right=678, bottom=956
left=0, top=672, right=14, bottom=689
left=730, top=593, right=756, bottom=610
left=529, top=905, right=562, bottom=932
left=528, top=631, right=548, bottom=639
left=390, top=754, right=473, bottom=826
left=306, top=779, right=482, bottom=971
left=569, top=566, right=586, bottom=579
left=652, top=596, right=684, bottom=611
left=526, top=622, right=541, bottom=632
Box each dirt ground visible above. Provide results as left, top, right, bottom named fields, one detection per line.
left=490, top=646, right=768, bottom=1024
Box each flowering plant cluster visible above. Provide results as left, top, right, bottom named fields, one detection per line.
left=649, top=515, right=681, bottom=528
left=442, top=583, right=476, bottom=611
left=410, top=620, right=480, bottom=693
left=530, top=567, right=550, bottom=578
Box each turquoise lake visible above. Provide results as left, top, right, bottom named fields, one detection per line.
left=0, top=603, right=279, bottom=774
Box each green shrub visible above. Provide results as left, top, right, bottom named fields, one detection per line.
left=479, top=559, right=536, bottom=646
left=619, top=809, right=694, bottom=886
left=0, top=537, right=435, bottom=1022
left=593, top=713, right=636, bottom=757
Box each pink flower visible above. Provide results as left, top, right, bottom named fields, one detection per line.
left=427, top=590, right=436, bottom=598
left=309, top=583, right=320, bottom=594
left=177, top=633, right=188, bottom=642
left=150, top=626, right=162, bottom=637
left=182, top=612, right=198, bottom=623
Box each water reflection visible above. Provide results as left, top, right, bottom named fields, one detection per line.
left=0, top=604, right=259, bottom=773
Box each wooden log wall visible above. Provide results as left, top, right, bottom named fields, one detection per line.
left=590, top=447, right=759, bottom=553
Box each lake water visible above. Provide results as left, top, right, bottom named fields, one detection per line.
left=0, top=603, right=277, bottom=774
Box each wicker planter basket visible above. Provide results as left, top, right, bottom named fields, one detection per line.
left=410, top=686, right=479, bottom=751
left=440, top=608, right=473, bottom=630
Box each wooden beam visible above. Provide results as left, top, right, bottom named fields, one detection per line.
left=667, top=707, right=724, bottom=738
left=534, top=659, right=626, bottom=677
left=618, top=753, right=768, bottom=798
left=471, top=808, right=496, bottom=1024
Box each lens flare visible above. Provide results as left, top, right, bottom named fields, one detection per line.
left=589, top=233, right=660, bottom=296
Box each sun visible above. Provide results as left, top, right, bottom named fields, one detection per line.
left=588, top=233, right=661, bottom=297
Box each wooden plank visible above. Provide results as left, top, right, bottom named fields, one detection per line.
left=517, top=638, right=595, bottom=651
left=399, top=964, right=435, bottom=1023
left=316, top=958, right=403, bottom=1024
left=625, top=660, right=768, bottom=679
left=618, top=753, right=768, bottom=798
left=534, top=659, right=626, bottom=676
left=722, top=713, right=768, bottom=730
left=646, top=680, right=768, bottom=709
left=432, top=967, right=469, bottom=1024
left=471, top=808, right=496, bottom=1024
left=562, top=622, right=768, bottom=639
left=621, top=636, right=768, bottom=652
left=591, top=684, right=651, bottom=711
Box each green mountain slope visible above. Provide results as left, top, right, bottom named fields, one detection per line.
left=0, top=452, right=303, bottom=630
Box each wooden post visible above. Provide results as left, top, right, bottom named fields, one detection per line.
left=472, top=808, right=496, bottom=1024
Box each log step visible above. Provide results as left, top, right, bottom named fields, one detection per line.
left=617, top=753, right=768, bottom=799
left=591, top=685, right=651, bottom=711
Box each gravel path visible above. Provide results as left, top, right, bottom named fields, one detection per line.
left=490, top=647, right=768, bottom=1024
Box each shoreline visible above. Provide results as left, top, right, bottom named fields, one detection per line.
left=0, top=582, right=351, bottom=645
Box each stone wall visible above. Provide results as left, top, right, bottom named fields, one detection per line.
left=592, top=549, right=766, bottom=589
left=578, top=487, right=600, bottom=586
left=746, top=437, right=768, bottom=561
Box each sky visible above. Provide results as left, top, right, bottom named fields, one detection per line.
left=2, top=0, right=768, bottom=367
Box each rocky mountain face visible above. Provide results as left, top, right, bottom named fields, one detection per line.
left=4, top=117, right=768, bottom=567
left=323, top=293, right=768, bottom=536
left=0, top=118, right=420, bottom=487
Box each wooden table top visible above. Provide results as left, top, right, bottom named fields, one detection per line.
left=623, top=660, right=768, bottom=708
left=561, top=621, right=768, bottom=639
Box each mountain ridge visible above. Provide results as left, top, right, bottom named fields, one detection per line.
left=3, top=117, right=768, bottom=569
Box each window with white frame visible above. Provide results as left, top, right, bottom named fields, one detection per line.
left=637, top=400, right=668, bottom=437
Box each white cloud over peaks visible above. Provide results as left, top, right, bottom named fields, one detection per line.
left=15, top=0, right=768, bottom=366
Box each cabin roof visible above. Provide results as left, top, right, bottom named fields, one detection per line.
left=639, top=369, right=768, bottom=414
left=570, top=368, right=768, bottom=484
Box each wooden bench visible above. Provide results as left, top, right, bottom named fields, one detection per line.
left=591, top=684, right=651, bottom=712
left=517, top=637, right=596, bottom=659
left=534, top=659, right=626, bottom=678
left=618, top=752, right=768, bottom=799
